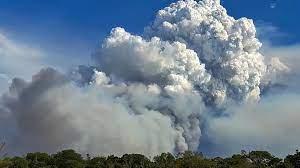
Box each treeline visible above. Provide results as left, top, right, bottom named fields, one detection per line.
left=1, top=149, right=300, bottom=168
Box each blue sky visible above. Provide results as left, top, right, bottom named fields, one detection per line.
left=0, top=0, right=299, bottom=67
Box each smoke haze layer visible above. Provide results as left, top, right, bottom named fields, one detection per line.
left=0, top=0, right=297, bottom=157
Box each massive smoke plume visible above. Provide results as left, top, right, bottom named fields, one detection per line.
left=0, top=0, right=297, bottom=157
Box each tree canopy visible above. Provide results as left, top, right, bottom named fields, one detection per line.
left=1, top=149, right=300, bottom=168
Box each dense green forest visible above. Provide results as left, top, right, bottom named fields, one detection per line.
left=1, top=147, right=300, bottom=168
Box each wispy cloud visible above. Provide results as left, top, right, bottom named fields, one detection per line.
left=0, top=32, right=47, bottom=93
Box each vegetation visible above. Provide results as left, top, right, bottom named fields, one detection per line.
left=0, top=149, right=300, bottom=168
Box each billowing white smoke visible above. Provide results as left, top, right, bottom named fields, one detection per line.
left=0, top=0, right=290, bottom=157
left=145, top=0, right=269, bottom=104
